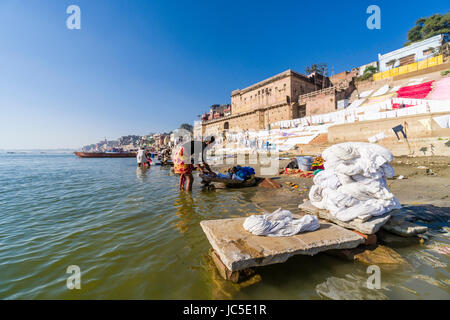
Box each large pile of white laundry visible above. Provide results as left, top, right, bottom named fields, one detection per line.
left=243, top=208, right=319, bottom=237
left=309, top=142, right=401, bottom=222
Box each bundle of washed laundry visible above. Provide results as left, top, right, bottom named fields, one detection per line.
left=243, top=208, right=320, bottom=237
left=217, top=165, right=255, bottom=181
left=216, top=172, right=244, bottom=181
left=215, top=166, right=256, bottom=181
left=309, top=142, right=401, bottom=222
left=233, top=166, right=255, bottom=180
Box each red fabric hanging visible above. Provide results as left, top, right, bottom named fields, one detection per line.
left=396, top=81, right=434, bottom=99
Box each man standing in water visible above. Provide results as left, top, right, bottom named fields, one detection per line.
left=173, top=136, right=216, bottom=191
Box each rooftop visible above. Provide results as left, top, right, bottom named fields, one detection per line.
left=231, top=69, right=311, bottom=96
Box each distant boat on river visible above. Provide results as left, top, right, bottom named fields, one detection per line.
left=74, top=148, right=137, bottom=158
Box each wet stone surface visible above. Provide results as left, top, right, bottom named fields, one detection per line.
left=200, top=214, right=365, bottom=271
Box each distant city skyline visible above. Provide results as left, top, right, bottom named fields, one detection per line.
left=0, top=0, right=448, bottom=149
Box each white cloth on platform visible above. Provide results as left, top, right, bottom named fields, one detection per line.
left=372, top=85, right=390, bottom=97
left=359, top=90, right=374, bottom=98
left=243, top=209, right=320, bottom=237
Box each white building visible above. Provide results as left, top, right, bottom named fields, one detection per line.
left=358, top=61, right=378, bottom=76
left=193, top=120, right=203, bottom=140
left=378, top=34, right=443, bottom=72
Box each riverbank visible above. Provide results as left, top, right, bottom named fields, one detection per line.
left=205, top=155, right=449, bottom=299
left=211, top=155, right=450, bottom=209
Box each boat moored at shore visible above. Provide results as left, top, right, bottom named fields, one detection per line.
left=74, top=150, right=137, bottom=158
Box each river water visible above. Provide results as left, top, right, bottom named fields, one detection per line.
left=0, top=154, right=448, bottom=299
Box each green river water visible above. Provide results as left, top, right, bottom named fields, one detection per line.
left=0, top=153, right=448, bottom=299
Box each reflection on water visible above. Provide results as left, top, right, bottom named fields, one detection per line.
left=135, top=167, right=149, bottom=182
left=174, top=192, right=196, bottom=234
left=0, top=154, right=449, bottom=299
left=316, top=274, right=388, bottom=300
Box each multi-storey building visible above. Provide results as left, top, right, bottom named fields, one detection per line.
left=200, top=69, right=328, bottom=135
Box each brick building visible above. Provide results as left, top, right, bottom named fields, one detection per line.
left=201, top=69, right=330, bottom=135
left=198, top=68, right=356, bottom=136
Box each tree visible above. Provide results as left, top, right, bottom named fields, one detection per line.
left=363, top=65, right=379, bottom=74
left=356, top=65, right=379, bottom=82
left=179, top=123, right=193, bottom=132
left=305, top=63, right=328, bottom=76
left=405, top=13, right=450, bottom=46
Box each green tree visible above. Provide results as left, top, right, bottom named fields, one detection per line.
left=405, top=13, right=450, bottom=46
left=363, top=65, right=379, bottom=74
left=356, top=65, right=379, bottom=82
left=305, top=63, right=328, bottom=76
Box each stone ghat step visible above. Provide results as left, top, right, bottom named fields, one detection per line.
left=298, top=200, right=392, bottom=235
left=200, top=215, right=365, bottom=272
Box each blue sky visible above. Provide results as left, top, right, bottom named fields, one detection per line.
left=0, top=0, right=448, bottom=149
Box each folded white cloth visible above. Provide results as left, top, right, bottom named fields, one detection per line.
left=313, top=170, right=341, bottom=190
left=243, top=208, right=320, bottom=237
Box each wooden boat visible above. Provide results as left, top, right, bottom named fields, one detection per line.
left=160, top=159, right=174, bottom=166
left=74, top=151, right=136, bottom=158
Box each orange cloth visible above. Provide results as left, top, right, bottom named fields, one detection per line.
left=173, top=146, right=193, bottom=174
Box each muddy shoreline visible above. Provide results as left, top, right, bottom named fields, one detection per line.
left=210, top=156, right=450, bottom=210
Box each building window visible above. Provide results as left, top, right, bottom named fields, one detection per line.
left=399, top=54, right=415, bottom=66
left=423, top=48, right=434, bottom=56
left=386, top=59, right=397, bottom=69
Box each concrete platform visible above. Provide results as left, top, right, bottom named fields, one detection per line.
left=200, top=214, right=365, bottom=272
left=299, top=201, right=391, bottom=235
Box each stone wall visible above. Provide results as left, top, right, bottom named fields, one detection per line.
left=330, top=70, right=358, bottom=86
left=263, top=104, right=292, bottom=128
left=228, top=111, right=262, bottom=131
left=291, top=76, right=317, bottom=103
left=202, top=103, right=292, bottom=133
left=303, top=89, right=337, bottom=115
left=355, top=78, right=393, bottom=93
left=231, top=70, right=316, bottom=115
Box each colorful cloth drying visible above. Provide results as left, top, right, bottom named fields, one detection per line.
left=396, top=81, right=434, bottom=99
left=428, top=76, right=450, bottom=100
left=283, top=168, right=314, bottom=177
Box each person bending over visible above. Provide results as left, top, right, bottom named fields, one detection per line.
left=173, top=136, right=215, bottom=191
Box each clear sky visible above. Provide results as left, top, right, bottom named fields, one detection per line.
left=0, top=0, right=448, bottom=149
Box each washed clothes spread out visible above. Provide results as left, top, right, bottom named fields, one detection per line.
left=243, top=208, right=320, bottom=237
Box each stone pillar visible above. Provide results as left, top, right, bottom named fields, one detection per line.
left=288, top=103, right=296, bottom=119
